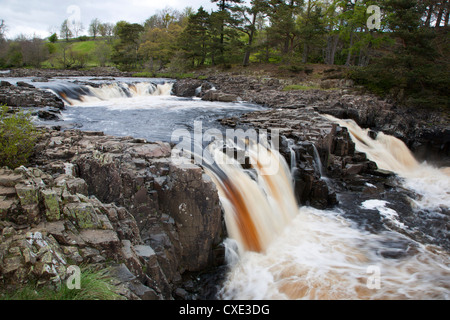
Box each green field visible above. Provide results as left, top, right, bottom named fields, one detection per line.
left=42, top=38, right=114, bottom=69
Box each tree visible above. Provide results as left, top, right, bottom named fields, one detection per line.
left=144, top=7, right=182, bottom=29
left=0, top=105, right=38, bottom=169
left=233, top=0, right=270, bottom=66
left=265, top=0, right=303, bottom=57
left=48, top=33, right=58, bottom=43
left=71, top=21, right=84, bottom=38
left=349, top=0, right=449, bottom=109
left=298, top=0, right=326, bottom=63
left=89, top=18, right=101, bottom=39
left=60, top=19, right=73, bottom=42
left=0, top=19, right=6, bottom=42
left=211, top=0, right=244, bottom=63
left=20, top=36, right=49, bottom=67
left=99, top=22, right=115, bottom=42
left=139, top=24, right=183, bottom=72
left=94, top=41, right=112, bottom=67
left=111, top=21, right=145, bottom=70
left=178, top=7, right=212, bottom=67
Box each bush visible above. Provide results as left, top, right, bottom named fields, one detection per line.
left=0, top=267, right=121, bottom=300
left=0, top=105, right=39, bottom=169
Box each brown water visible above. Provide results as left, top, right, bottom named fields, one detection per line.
left=203, top=118, right=450, bottom=300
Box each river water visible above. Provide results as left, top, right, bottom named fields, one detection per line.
left=205, top=119, right=450, bottom=300
left=4, top=76, right=449, bottom=300
left=3, top=76, right=266, bottom=142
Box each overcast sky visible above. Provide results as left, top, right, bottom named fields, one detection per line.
left=0, top=0, right=217, bottom=39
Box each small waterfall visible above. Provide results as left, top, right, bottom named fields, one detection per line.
left=200, top=123, right=450, bottom=300
left=323, top=114, right=450, bottom=212
left=311, top=144, right=325, bottom=178
left=46, top=81, right=173, bottom=106
left=286, top=138, right=298, bottom=178
left=202, top=139, right=298, bottom=253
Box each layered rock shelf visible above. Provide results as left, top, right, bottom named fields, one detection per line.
left=1, top=129, right=225, bottom=300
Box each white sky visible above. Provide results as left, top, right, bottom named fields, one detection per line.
left=0, top=0, right=217, bottom=39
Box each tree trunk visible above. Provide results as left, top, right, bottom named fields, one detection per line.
left=302, top=43, right=309, bottom=63
left=325, top=34, right=339, bottom=65
left=345, top=30, right=354, bottom=66
left=436, top=1, right=447, bottom=27
left=425, top=5, right=434, bottom=27
left=243, top=12, right=257, bottom=67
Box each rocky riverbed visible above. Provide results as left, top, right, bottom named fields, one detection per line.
left=0, top=68, right=449, bottom=299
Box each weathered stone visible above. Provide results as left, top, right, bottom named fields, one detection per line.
left=0, top=199, right=14, bottom=219
left=3, top=256, right=23, bottom=274
left=15, top=183, right=39, bottom=206
left=63, top=203, right=100, bottom=229
left=129, top=143, right=171, bottom=159
left=0, top=186, right=17, bottom=196
left=41, top=189, right=61, bottom=221
left=159, top=163, right=223, bottom=272
left=21, top=204, right=41, bottom=225
left=202, top=90, right=239, bottom=102
left=345, top=163, right=365, bottom=176
left=172, top=79, right=204, bottom=97
left=134, top=245, right=156, bottom=260
left=79, top=229, right=121, bottom=258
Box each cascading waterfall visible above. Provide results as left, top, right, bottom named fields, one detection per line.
left=323, top=114, right=450, bottom=212
left=46, top=81, right=173, bottom=106
left=201, top=118, right=450, bottom=300
left=202, top=138, right=298, bottom=253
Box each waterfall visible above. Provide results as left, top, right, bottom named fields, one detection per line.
left=200, top=119, right=450, bottom=300
left=323, top=114, right=450, bottom=212
left=46, top=81, right=174, bottom=106
left=202, top=139, right=298, bottom=253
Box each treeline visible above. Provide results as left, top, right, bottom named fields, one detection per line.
left=0, top=1, right=448, bottom=108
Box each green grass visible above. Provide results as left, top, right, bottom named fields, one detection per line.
left=70, top=41, right=98, bottom=54
left=42, top=39, right=114, bottom=69
left=283, top=84, right=321, bottom=91
left=0, top=267, right=122, bottom=301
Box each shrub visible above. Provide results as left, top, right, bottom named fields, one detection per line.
left=0, top=267, right=122, bottom=300
left=0, top=105, right=39, bottom=169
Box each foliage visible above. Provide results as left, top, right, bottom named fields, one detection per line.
left=348, top=1, right=449, bottom=109
left=283, top=84, right=321, bottom=91
left=111, top=22, right=145, bottom=70
left=0, top=267, right=121, bottom=300
left=1, top=0, right=449, bottom=109
left=0, top=105, right=39, bottom=169
left=48, top=33, right=58, bottom=43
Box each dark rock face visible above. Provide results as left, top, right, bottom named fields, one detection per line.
left=172, top=79, right=204, bottom=97
left=0, top=81, right=65, bottom=111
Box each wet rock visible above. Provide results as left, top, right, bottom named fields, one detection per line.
left=202, top=90, right=239, bottom=103
left=0, top=83, right=65, bottom=110
left=172, top=79, right=204, bottom=97
left=37, top=107, right=61, bottom=121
